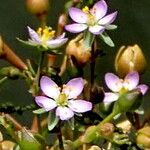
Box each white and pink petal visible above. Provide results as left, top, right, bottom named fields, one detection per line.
left=56, top=106, right=74, bottom=120
left=105, top=73, right=123, bottom=92
left=40, top=76, right=60, bottom=99
left=89, top=25, right=105, bottom=35
left=62, top=78, right=84, bottom=99
left=103, top=92, right=119, bottom=104
left=46, top=38, right=68, bottom=49
left=27, top=26, right=41, bottom=43
left=124, top=71, right=139, bottom=90
left=98, top=11, right=118, bottom=25
left=69, top=7, right=88, bottom=23
left=137, top=84, right=149, bottom=95
left=91, top=0, right=108, bottom=20
left=68, top=100, right=92, bottom=113
left=35, top=96, right=57, bottom=111
left=65, top=23, right=88, bottom=33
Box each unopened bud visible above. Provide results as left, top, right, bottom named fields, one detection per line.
left=26, top=0, right=49, bottom=16
left=66, top=35, right=91, bottom=66
left=57, top=14, right=67, bottom=36
left=98, top=123, right=114, bottom=137
left=0, top=141, right=15, bottom=150
left=88, top=145, right=102, bottom=150
left=0, top=37, right=27, bottom=70
left=115, top=44, right=147, bottom=78
left=136, top=126, right=150, bottom=148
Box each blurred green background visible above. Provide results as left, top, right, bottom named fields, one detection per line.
left=0, top=0, right=150, bottom=124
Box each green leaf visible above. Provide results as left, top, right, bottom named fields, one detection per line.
left=17, top=38, right=62, bottom=54
left=17, top=38, right=38, bottom=47
left=33, top=108, right=47, bottom=114
left=48, top=111, right=59, bottom=131
left=106, top=24, right=118, bottom=30
left=99, top=32, right=115, bottom=47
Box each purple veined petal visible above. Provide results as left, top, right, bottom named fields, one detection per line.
left=40, top=76, right=60, bottom=99
left=91, top=0, right=108, bottom=21
left=56, top=106, right=74, bottom=120
left=46, top=38, right=68, bottom=49
left=27, top=26, right=41, bottom=43
left=62, top=78, right=84, bottom=99
left=68, top=100, right=92, bottom=113
left=105, top=73, right=123, bottom=92
left=98, top=11, right=118, bottom=25
left=103, top=92, right=119, bottom=104
left=35, top=96, right=57, bottom=111
left=68, top=7, right=88, bottom=23
left=89, top=25, right=105, bottom=35
left=137, top=84, right=149, bottom=95
left=124, top=71, right=139, bottom=90
left=65, top=23, right=88, bottom=33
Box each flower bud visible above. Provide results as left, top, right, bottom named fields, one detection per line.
left=115, top=44, right=147, bottom=78
left=66, top=35, right=91, bottom=66
left=0, top=141, right=15, bottom=150
left=26, top=0, right=49, bottom=16
left=88, top=145, right=102, bottom=150
left=136, top=126, right=150, bottom=148
left=0, top=36, right=27, bottom=70
left=98, top=123, right=114, bottom=137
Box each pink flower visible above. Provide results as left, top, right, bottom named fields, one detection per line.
left=103, top=71, right=148, bottom=104
left=35, top=76, right=92, bottom=120
left=65, top=0, right=117, bottom=35
left=27, top=26, right=68, bottom=49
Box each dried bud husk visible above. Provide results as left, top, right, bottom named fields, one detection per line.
left=84, top=83, right=104, bottom=104
left=0, top=36, right=27, bottom=70
left=136, top=126, right=150, bottom=148
left=116, top=120, right=132, bottom=134
left=98, top=123, right=114, bottom=137
left=66, top=35, right=91, bottom=66
left=26, top=0, right=49, bottom=16
left=0, top=140, right=15, bottom=150
left=115, top=44, right=147, bottom=78
left=57, top=14, right=67, bottom=36
left=88, top=145, right=102, bottom=150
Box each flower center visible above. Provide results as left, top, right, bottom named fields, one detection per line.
left=118, top=79, right=130, bottom=94
left=82, top=6, right=96, bottom=26
left=37, top=26, right=55, bottom=44
left=57, top=93, right=68, bottom=106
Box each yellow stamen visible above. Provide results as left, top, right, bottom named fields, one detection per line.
left=82, top=6, right=96, bottom=26
left=36, top=26, right=56, bottom=44
left=82, top=6, right=89, bottom=13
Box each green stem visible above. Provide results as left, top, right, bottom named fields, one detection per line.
left=57, top=125, right=64, bottom=150
left=98, top=111, right=118, bottom=126
left=73, top=111, right=118, bottom=149
left=0, top=76, right=8, bottom=84
left=26, top=59, right=36, bottom=76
